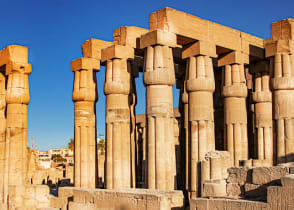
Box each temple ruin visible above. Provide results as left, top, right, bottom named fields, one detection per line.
left=1, top=6, right=294, bottom=210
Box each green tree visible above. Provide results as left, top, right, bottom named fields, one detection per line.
left=68, top=138, right=74, bottom=151
left=51, top=154, right=67, bottom=163
left=97, top=138, right=105, bottom=154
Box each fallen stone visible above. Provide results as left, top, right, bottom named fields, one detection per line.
left=252, top=166, right=288, bottom=185
left=281, top=174, right=294, bottom=187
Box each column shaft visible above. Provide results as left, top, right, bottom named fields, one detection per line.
left=72, top=59, right=98, bottom=188
left=222, top=64, right=248, bottom=166
left=186, top=55, right=215, bottom=196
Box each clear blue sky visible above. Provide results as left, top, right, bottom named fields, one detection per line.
left=1, top=0, right=293, bottom=150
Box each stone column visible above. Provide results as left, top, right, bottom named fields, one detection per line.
left=252, top=62, right=273, bottom=165
left=181, top=78, right=189, bottom=193
left=103, top=45, right=134, bottom=189
left=6, top=61, right=31, bottom=186
left=130, top=65, right=138, bottom=188
left=0, top=70, right=6, bottom=203
left=140, top=30, right=177, bottom=190
left=265, top=19, right=294, bottom=163
left=219, top=51, right=248, bottom=166
left=182, top=41, right=217, bottom=197
left=71, top=57, right=99, bottom=188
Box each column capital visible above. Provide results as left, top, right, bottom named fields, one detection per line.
left=265, top=39, right=294, bottom=58
left=182, top=41, right=217, bottom=59
left=218, top=51, right=249, bottom=67
left=5, top=61, right=31, bottom=75
left=101, top=45, right=134, bottom=62
left=71, top=57, right=100, bottom=72
left=140, top=30, right=177, bottom=49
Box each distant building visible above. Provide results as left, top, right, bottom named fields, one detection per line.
left=38, top=151, right=51, bottom=169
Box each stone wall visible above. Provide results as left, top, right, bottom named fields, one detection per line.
left=191, top=173, right=294, bottom=210
left=56, top=187, right=184, bottom=210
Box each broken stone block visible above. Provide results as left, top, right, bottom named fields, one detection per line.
left=226, top=183, right=242, bottom=198
left=227, top=167, right=251, bottom=185
left=281, top=174, right=294, bottom=187
left=252, top=166, right=288, bottom=185
left=202, top=179, right=226, bottom=198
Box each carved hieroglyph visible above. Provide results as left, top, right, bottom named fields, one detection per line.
left=141, top=30, right=177, bottom=190
left=71, top=57, right=99, bottom=188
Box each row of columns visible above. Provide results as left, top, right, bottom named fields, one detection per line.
left=71, top=19, right=294, bottom=197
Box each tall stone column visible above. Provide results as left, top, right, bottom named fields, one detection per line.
left=180, top=77, right=189, bottom=193
left=0, top=70, right=6, bottom=203
left=6, top=62, right=31, bottom=186
left=182, top=41, right=216, bottom=197
left=265, top=19, right=294, bottom=163
left=140, top=30, right=177, bottom=190
left=219, top=52, right=248, bottom=166
left=252, top=62, right=273, bottom=165
left=130, top=68, right=138, bottom=188
left=71, top=57, right=99, bottom=188
left=103, top=45, right=134, bottom=189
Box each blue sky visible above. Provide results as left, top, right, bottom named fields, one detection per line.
left=0, top=0, right=293, bottom=150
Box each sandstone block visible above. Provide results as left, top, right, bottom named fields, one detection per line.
left=81, top=38, right=112, bottom=59
left=252, top=166, right=289, bottom=185
left=202, top=179, right=226, bottom=198
left=0, top=45, right=28, bottom=66
left=227, top=167, right=251, bottom=186
left=182, top=41, right=217, bottom=59
left=140, top=30, right=177, bottom=49
left=101, top=45, right=134, bottom=62
left=113, top=26, right=148, bottom=48
left=226, top=183, right=242, bottom=198
left=281, top=174, right=294, bottom=187
left=58, top=187, right=74, bottom=198
left=218, top=51, right=249, bottom=66
left=290, top=166, right=294, bottom=174
left=271, top=18, right=294, bottom=41
left=265, top=39, right=294, bottom=57
left=71, top=57, right=100, bottom=72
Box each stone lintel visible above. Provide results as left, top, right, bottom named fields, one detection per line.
left=101, top=45, right=134, bottom=62
left=140, top=30, right=177, bottom=49
left=182, top=41, right=217, bottom=59
left=71, top=57, right=100, bottom=72
left=0, top=45, right=28, bottom=67
left=250, top=60, right=270, bottom=74
left=113, top=26, right=148, bottom=48
left=265, top=39, right=294, bottom=58
left=271, top=18, right=294, bottom=41
left=6, top=62, right=32, bottom=75
left=149, top=7, right=264, bottom=59
left=81, top=38, right=112, bottom=60
left=218, top=51, right=249, bottom=67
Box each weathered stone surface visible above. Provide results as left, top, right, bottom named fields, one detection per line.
left=190, top=198, right=269, bottom=210
left=227, top=167, right=251, bottom=185
left=252, top=166, right=289, bottom=185
left=226, top=183, right=242, bottom=198
left=202, top=180, right=227, bottom=198
left=69, top=188, right=181, bottom=210
left=281, top=174, right=294, bottom=187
